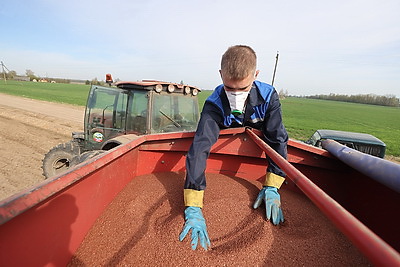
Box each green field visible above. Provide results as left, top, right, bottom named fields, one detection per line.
left=1, top=80, right=399, bottom=156
left=281, top=97, right=400, bottom=157
left=0, top=80, right=90, bottom=106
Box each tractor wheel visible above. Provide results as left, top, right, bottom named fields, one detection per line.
left=42, top=141, right=80, bottom=179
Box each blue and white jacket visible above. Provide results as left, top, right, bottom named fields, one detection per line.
left=184, top=80, right=288, bottom=191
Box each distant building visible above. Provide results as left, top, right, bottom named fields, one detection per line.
left=69, top=79, right=87, bottom=84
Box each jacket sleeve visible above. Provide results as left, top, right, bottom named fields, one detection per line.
left=184, top=102, right=222, bottom=191
left=262, top=91, right=288, bottom=177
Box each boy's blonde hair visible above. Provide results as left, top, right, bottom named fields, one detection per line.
left=221, top=45, right=257, bottom=80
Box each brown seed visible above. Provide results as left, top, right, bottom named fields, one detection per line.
left=69, top=172, right=370, bottom=266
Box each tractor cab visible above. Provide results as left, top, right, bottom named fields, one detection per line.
left=83, top=81, right=201, bottom=150
left=42, top=80, right=201, bottom=178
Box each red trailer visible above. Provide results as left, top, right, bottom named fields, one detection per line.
left=1, top=128, right=399, bottom=266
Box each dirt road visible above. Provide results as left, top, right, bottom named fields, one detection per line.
left=0, top=93, right=84, bottom=200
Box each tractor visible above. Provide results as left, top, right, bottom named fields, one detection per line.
left=42, top=80, right=201, bottom=178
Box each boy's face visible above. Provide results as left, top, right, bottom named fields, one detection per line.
left=220, top=70, right=259, bottom=92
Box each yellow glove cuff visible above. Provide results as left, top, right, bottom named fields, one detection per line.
left=263, top=172, right=285, bottom=189
left=184, top=189, right=204, bottom=208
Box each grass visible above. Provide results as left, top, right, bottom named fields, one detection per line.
left=1, top=80, right=399, bottom=156
left=281, top=97, right=400, bottom=156
left=194, top=90, right=400, bottom=157
left=0, top=80, right=90, bottom=106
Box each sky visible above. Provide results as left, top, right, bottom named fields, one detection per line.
left=1, top=0, right=399, bottom=97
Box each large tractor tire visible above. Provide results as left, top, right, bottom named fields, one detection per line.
left=42, top=141, right=80, bottom=179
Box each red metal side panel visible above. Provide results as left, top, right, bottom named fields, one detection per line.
left=136, top=151, right=187, bottom=175
left=0, top=128, right=398, bottom=266
left=0, top=139, right=142, bottom=266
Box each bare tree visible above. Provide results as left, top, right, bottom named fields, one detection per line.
left=278, top=89, right=287, bottom=99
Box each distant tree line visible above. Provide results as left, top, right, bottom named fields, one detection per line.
left=305, top=93, right=399, bottom=107
left=1, top=70, right=17, bottom=80
left=1, top=69, right=110, bottom=86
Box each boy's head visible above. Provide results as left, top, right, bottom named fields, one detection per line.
left=220, top=45, right=259, bottom=92
left=220, top=45, right=257, bottom=80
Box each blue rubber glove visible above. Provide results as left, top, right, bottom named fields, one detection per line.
left=253, top=186, right=284, bottom=225
left=179, top=206, right=211, bottom=250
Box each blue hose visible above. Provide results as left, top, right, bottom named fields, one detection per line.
left=321, top=139, right=400, bottom=193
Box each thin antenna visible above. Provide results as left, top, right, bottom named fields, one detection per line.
left=271, top=51, right=279, bottom=86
